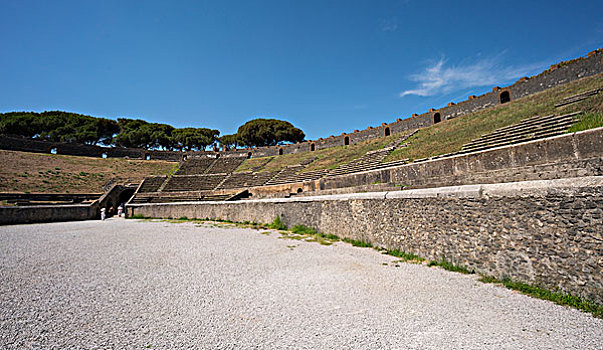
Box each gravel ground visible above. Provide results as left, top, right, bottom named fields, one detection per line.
left=0, top=218, right=601, bottom=349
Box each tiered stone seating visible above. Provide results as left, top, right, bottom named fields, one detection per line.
left=555, top=88, right=601, bottom=108
left=137, top=176, right=167, bottom=193
left=176, top=158, right=216, bottom=175
left=205, top=157, right=246, bottom=174
left=327, top=147, right=396, bottom=177
left=162, top=174, right=227, bottom=192
left=265, top=165, right=305, bottom=185
left=216, top=171, right=278, bottom=190
left=460, top=112, right=578, bottom=153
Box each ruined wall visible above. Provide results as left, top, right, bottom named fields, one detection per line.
left=127, top=177, right=603, bottom=304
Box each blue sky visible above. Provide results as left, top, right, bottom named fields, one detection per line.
left=1, top=1, right=602, bottom=140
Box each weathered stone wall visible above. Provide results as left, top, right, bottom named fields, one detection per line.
left=0, top=203, right=99, bottom=225
left=127, top=177, right=603, bottom=304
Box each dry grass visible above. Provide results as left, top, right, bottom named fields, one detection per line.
left=0, top=150, right=177, bottom=193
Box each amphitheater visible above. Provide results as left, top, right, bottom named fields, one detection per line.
left=1, top=49, right=603, bottom=347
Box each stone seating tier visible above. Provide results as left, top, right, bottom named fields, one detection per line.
left=137, top=176, right=167, bottom=193
left=162, top=175, right=227, bottom=192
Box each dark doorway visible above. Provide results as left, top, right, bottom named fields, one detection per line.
left=119, top=188, right=135, bottom=205
left=499, top=91, right=511, bottom=104
left=278, top=148, right=283, bottom=155
left=247, top=152, right=252, bottom=159
left=310, top=143, right=316, bottom=151
left=297, top=188, right=303, bottom=193
left=384, top=127, right=391, bottom=136
left=344, top=136, right=350, bottom=145
left=433, top=113, right=441, bottom=124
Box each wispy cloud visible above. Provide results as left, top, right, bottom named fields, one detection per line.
left=379, top=18, right=398, bottom=32
left=400, top=55, right=544, bottom=97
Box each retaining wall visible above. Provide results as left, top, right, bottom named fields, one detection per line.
left=127, top=176, right=603, bottom=304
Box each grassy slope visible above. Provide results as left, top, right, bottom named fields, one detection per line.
left=236, top=74, right=602, bottom=173
left=237, top=131, right=413, bottom=173
left=0, top=150, right=178, bottom=193
left=386, top=74, right=603, bottom=162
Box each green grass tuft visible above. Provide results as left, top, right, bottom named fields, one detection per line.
left=386, top=249, right=424, bottom=262
left=290, top=224, right=317, bottom=235
left=428, top=258, right=473, bottom=274
left=268, top=216, right=288, bottom=230
left=568, top=112, right=603, bottom=133
left=343, top=238, right=372, bottom=248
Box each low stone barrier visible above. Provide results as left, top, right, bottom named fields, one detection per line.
left=128, top=176, right=603, bottom=303
left=0, top=203, right=99, bottom=225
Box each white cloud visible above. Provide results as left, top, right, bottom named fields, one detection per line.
left=400, top=55, right=544, bottom=97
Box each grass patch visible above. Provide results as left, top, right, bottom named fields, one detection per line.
left=479, top=276, right=603, bottom=318
left=568, top=112, right=603, bottom=133
left=385, top=249, right=425, bottom=263
left=290, top=224, right=317, bottom=235
left=268, top=216, right=287, bottom=230
left=343, top=238, right=372, bottom=248
left=428, top=258, right=473, bottom=274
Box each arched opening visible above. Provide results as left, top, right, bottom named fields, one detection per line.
left=215, top=153, right=221, bottom=159
left=499, top=91, right=511, bottom=104
left=145, top=154, right=151, bottom=160
left=433, top=113, right=441, bottom=124
left=296, top=188, right=303, bottom=193
left=50, top=148, right=57, bottom=154
left=310, top=143, right=316, bottom=152
left=118, top=188, right=135, bottom=206
left=384, top=127, right=391, bottom=137
left=101, top=153, right=107, bottom=159
left=182, top=155, right=188, bottom=161
left=344, top=136, right=350, bottom=146
left=247, top=152, right=252, bottom=159
left=278, top=148, right=283, bottom=155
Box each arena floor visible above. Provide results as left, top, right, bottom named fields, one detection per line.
left=1, top=219, right=601, bottom=349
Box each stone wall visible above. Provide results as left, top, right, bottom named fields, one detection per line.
left=127, top=177, right=603, bottom=304
left=0, top=203, right=99, bottom=225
